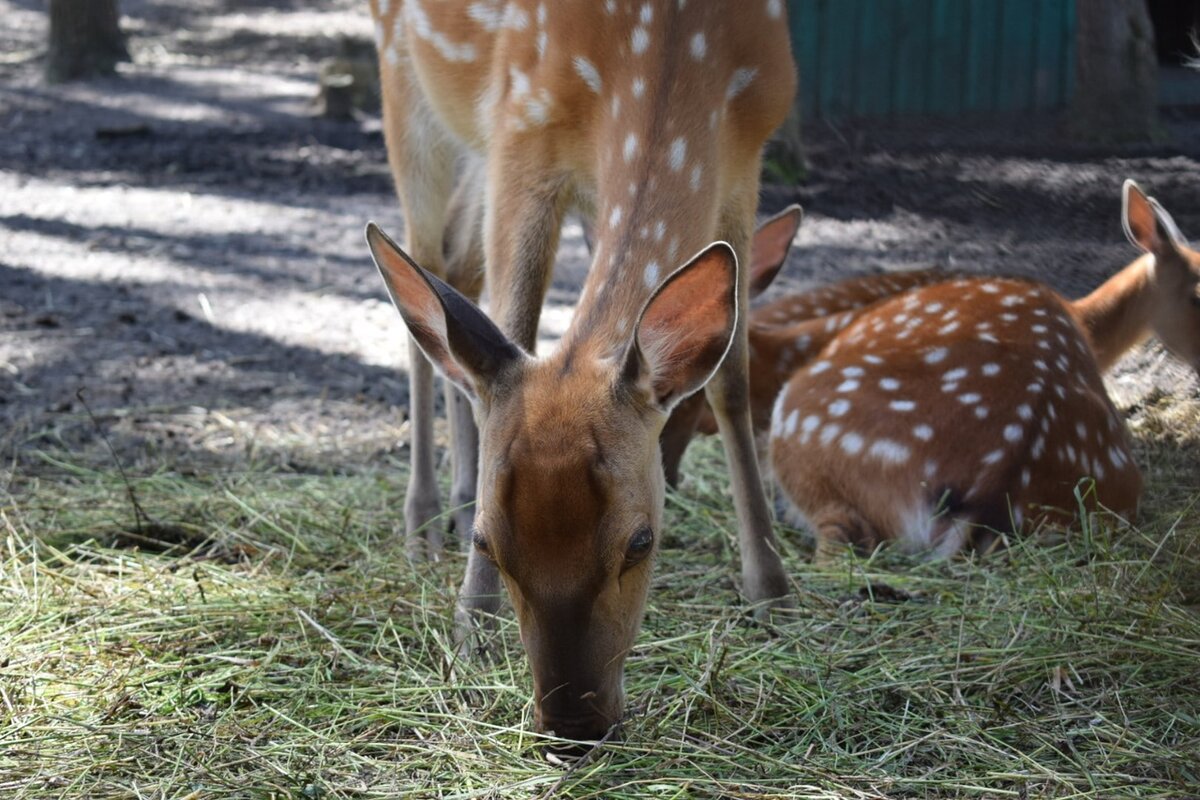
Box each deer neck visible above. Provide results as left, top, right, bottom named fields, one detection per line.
left=1071, top=254, right=1157, bottom=373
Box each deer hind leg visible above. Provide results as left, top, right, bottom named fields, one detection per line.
left=442, top=157, right=487, bottom=549
left=705, top=189, right=790, bottom=611
left=380, top=69, right=459, bottom=560
left=455, top=134, right=567, bottom=644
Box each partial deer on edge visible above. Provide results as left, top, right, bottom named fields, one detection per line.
left=365, top=0, right=797, bottom=743
left=768, top=180, right=1199, bottom=558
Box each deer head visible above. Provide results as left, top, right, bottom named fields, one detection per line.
left=367, top=223, right=739, bottom=742
left=1121, top=180, right=1200, bottom=375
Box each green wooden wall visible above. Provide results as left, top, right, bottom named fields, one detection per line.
left=789, top=0, right=1077, bottom=120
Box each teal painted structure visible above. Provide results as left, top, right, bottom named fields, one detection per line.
left=789, top=0, right=1077, bottom=120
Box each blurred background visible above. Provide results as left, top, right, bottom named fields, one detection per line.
left=1, top=0, right=1197, bottom=475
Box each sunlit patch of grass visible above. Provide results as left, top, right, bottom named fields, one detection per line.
left=0, top=421, right=1197, bottom=797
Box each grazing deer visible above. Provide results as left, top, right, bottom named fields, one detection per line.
left=365, top=0, right=797, bottom=742
left=767, top=181, right=1199, bottom=557
left=661, top=244, right=947, bottom=485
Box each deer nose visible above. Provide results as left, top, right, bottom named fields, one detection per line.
left=539, top=713, right=619, bottom=751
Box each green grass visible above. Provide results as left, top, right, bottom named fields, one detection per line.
left=1, top=399, right=1198, bottom=799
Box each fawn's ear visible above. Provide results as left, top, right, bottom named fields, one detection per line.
left=749, top=204, right=803, bottom=298
left=623, top=242, right=739, bottom=411
left=366, top=223, right=522, bottom=402
left=1123, top=180, right=1187, bottom=257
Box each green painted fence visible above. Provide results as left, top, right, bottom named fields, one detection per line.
left=789, top=0, right=1077, bottom=120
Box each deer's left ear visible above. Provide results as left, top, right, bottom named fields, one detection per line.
left=623, top=242, right=738, bottom=411
left=1123, top=179, right=1188, bottom=257
left=749, top=204, right=802, bottom=298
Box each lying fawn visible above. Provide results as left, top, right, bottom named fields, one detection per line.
left=660, top=215, right=947, bottom=485
left=768, top=181, right=1199, bottom=557
left=365, top=0, right=797, bottom=742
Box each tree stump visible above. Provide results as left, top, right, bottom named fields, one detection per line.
left=46, top=0, right=130, bottom=83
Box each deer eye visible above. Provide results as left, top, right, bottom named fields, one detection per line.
left=472, top=528, right=495, bottom=560
left=625, top=526, right=654, bottom=565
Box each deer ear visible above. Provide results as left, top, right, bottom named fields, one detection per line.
left=623, top=242, right=739, bottom=411
left=366, top=223, right=522, bottom=401
left=748, top=204, right=802, bottom=298
left=1123, top=180, right=1187, bottom=257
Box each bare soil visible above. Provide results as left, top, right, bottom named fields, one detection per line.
left=2, top=0, right=1198, bottom=480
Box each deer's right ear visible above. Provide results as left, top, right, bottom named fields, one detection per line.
left=366, top=223, right=522, bottom=401
left=1123, top=180, right=1187, bottom=258
left=749, top=204, right=803, bottom=298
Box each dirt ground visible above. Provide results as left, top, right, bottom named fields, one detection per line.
left=2, top=0, right=1199, bottom=481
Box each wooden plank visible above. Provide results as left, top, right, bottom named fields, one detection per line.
left=927, top=0, right=966, bottom=115
left=855, top=0, right=896, bottom=117
left=792, top=0, right=821, bottom=120
left=997, top=0, right=1037, bottom=111
left=891, top=0, right=931, bottom=116
left=964, top=0, right=998, bottom=112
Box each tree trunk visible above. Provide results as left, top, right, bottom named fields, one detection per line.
left=46, top=0, right=130, bottom=83
left=1072, top=0, right=1158, bottom=141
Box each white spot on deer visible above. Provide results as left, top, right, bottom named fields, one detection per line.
left=767, top=0, right=783, bottom=18
left=667, top=236, right=678, bottom=260
left=889, top=400, right=916, bottom=412
left=978, top=332, right=1000, bottom=344
left=690, top=164, right=702, bottom=192
left=654, top=220, right=665, bottom=241
left=1001, top=295, right=1023, bottom=307
left=800, top=413, right=821, bottom=443
left=633, top=77, right=646, bottom=98
left=879, top=377, right=900, bottom=391
left=604, top=0, right=616, bottom=13
left=407, top=0, right=478, bottom=62
left=502, top=3, right=529, bottom=29
left=644, top=261, right=660, bottom=288
left=924, top=302, right=943, bottom=313
left=690, top=32, right=706, bottom=60
left=1004, top=424, right=1022, bottom=443
left=726, top=67, right=759, bottom=100
left=537, top=30, right=547, bottom=57
left=1016, top=403, right=1033, bottom=421
left=1021, top=467, right=1032, bottom=487
left=820, top=423, right=842, bottom=446
left=385, top=45, right=401, bottom=65
left=942, top=367, right=968, bottom=382
left=467, top=1, right=504, bottom=30
left=668, top=137, right=687, bottom=171
left=609, top=205, right=623, bottom=227
left=958, top=393, right=981, bottom=405
left=913, top=424, right=933, bottom=441
left=610, top=95, right=621, bottom=118
left=924, top=347, right=948, bottom=364
left=869, top=439, right=910, bottom=464
left=640, top=2, right=653, bottom=22
left=942, top=382, right=959, bottom=393
left=623, top=133, right=639, bottom=161
left=974, top=406, right=989, bottom=419
left=780, top=408, right=799, bottom=437
left=841, top=432, right=865, bottom=455
left=981, top=449, right=1004, bottom=465
left=1075, top=421, right=1087, bottom=440
left=982, top=362, right=1001, bottom=376
left=863, top=354, right=884, bottom=365
left=980, top=283, right=1001, bottom=294
left=573, top=56, right=602, bottom=93
left=509, top=65, right=530, bottom=96
left=829, top=399, right=851, bottom=417
left=938, top=321, right=961, bottom=335
left=842, top=366, right=864, bottom=377
left=810, top=360, right=832, bottom=375
left=632, top=26, right=650, bottom=54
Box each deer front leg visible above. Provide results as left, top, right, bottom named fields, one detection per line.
left=379, top=73, right=458, bottom=560
left=455, top=140, right=566, bottom=645
left=708, top=196, right=791, bottom=612
left=707, top=322, right=792, bottom=611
